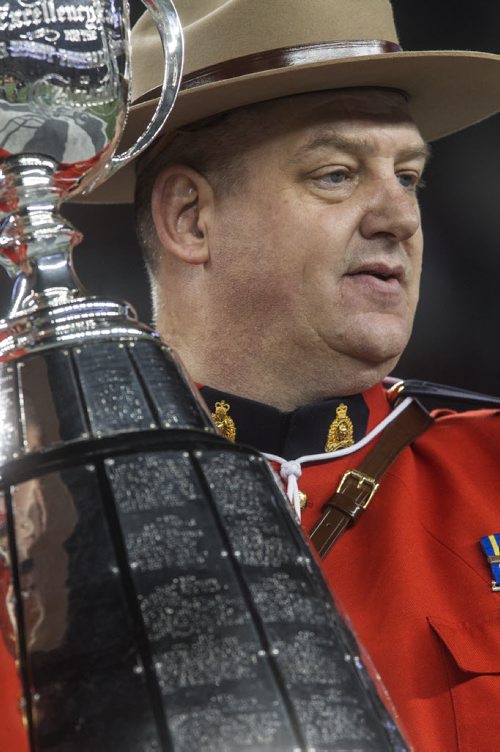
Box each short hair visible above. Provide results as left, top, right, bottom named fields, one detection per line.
left=134, top=105, right=265, bottom=276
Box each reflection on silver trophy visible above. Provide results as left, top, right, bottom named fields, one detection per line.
left=0, top=0, right=181, bottom=289
left=0, top=2, right=408, bottom=750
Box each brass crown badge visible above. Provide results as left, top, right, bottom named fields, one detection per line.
left=325, top=403, right=354, bottom=452
left=211, top=400, right=237, bottom=442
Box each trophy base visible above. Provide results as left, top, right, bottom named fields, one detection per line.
left=0, top=331, right=406, bottom=752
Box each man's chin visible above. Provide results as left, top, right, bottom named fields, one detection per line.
left=337, top=315, right=413, bottom=364
left=333, top=334, right=408, bottom=380
left=357, top=339, right=406, bottom=364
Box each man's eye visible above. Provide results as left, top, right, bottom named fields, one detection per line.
left=316, top=170, right=350, bottom=185
left=397, top=172, right=426, bottom=190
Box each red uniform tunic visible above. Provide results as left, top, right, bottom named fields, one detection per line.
left=294, top=384, right=500, bottom=751
left=0, top=566, right=29, bottom=751
left=202, top=381, right=500, bottom=750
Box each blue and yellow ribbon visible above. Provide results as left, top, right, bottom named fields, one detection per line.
left=480, top=534, right=500, bottom=591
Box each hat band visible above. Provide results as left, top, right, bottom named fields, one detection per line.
left=182, top=39, right=402, bottom=90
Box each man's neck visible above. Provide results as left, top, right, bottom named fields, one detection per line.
left=165, top=327, right=397, bottom=412
left=189, top=365, right=390, bottom=412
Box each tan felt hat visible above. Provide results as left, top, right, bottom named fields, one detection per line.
left=90, top=0, right=500, bottom=204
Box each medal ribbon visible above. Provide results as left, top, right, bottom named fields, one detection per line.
left=480, top=534, right=500, bottom=591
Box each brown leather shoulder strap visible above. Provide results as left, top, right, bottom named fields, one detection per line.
left=309, top=400, right=433, bottom=559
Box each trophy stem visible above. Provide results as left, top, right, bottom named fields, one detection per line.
left=0, top=155, right=84, bottom=314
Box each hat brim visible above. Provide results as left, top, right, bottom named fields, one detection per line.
left=86, top=49, right=500, bottom=203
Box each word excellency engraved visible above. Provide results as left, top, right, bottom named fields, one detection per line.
left=0, top=1, right=107, bottom=32
left=0, top=0, right=122, bottom=67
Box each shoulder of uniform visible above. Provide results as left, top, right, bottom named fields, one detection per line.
left=385, top=378, right=500, bottom=412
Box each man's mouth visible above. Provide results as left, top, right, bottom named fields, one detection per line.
left=343, top=262, right=406, bottom=297
left=346, top=262, right=404, bottom=284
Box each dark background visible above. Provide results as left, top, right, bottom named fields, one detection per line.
left=2, top=1, right=500, bottom=395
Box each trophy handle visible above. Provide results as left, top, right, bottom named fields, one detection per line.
left=109, top=0, right=183, bottom=172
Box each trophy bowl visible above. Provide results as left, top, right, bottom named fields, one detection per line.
left=0, top=0, right=181, bottom=284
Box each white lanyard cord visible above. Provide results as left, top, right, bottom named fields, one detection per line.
left=264, top=397, right=413, bottom=521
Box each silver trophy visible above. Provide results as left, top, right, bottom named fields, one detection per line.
left=0, top=2, right=408, bottom=750
left=0, top=0, right=181, bottom=306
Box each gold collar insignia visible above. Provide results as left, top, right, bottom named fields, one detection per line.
left=325, top=402, right=354, bottom=452
left=211, top=400, right=237, bottom=442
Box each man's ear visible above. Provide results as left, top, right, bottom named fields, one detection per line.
left=151, top=165, right=213, bottom=265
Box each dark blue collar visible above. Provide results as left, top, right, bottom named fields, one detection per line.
left=200, top=386, right=369, bottom=460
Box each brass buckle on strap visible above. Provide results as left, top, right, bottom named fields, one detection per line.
left=337, top=470, right=380, bottom=509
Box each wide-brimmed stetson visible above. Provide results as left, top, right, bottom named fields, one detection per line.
left=91, top=0, right=500, bottom=204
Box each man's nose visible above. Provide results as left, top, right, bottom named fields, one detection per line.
left=359, top=178, right=421, bottom=242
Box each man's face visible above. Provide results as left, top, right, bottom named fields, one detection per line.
left=208, top=90, right=427, bottom=387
